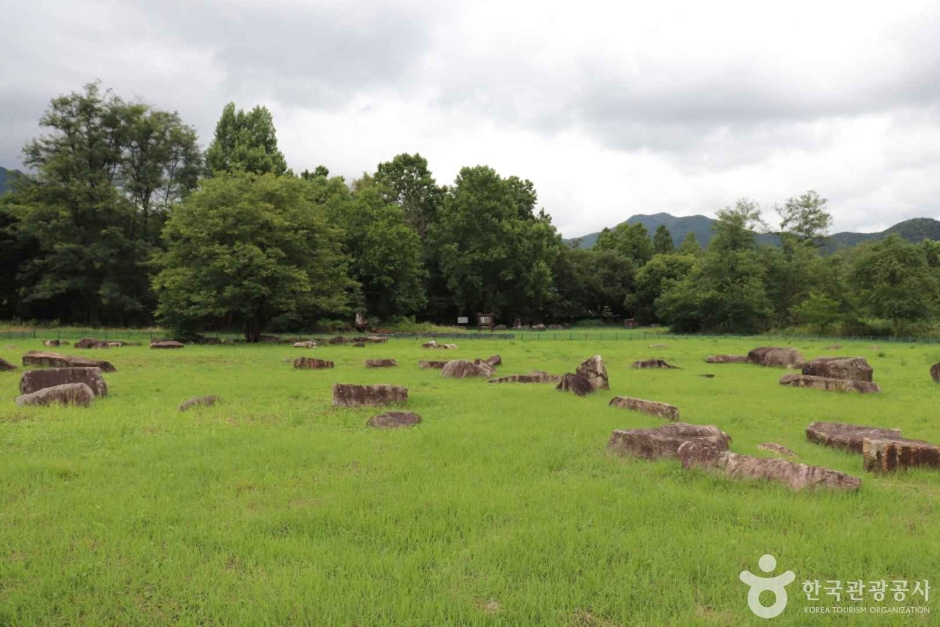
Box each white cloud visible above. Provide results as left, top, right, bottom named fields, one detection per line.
left=4, top=0, right=940, bottom=237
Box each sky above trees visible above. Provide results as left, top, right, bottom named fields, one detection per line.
left=3, top=0, right=940, bottom=237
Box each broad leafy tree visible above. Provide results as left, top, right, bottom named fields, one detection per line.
left=776, top=190, right=832, bottom=244
left=432, top=166, right=560, bottom=320
left=551, top=248, right=634, bottom=321
left=657, top=199, right=771, bottom=333
left=628, top=253, right=696, bottom=324
left=154, top=173, right=352, bottom=341
left=8, top=83, right=199, bottom=324
left=678, top=232, right=701, bottom=255
left=327, top=178, right=427, bottom=321
left=374, top=153, right=443, bottom=237
left=851, top=235, right=938, bottom=335
left=595, top=222, right=654, bottom=266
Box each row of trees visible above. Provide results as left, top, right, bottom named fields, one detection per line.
left=1, top=83, right=938, bottom=339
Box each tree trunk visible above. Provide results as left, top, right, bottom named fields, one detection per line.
left=245, top=320, right=262, bottom=343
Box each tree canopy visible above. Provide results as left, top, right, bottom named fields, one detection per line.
left=153, top=173, right=352, bottom=341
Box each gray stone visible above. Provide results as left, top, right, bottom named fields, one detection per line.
left=631, top=358, right=678, bottom=369
left=150, top=340, right=184, bottom=349
left=16, top=383, right=95, bottom=408
left=179, top=395, right=218, bottom=411
left=441, top=360, right=492, bottom=378
left=75, top=337, right=110, bottom=349
left=863, top=438, right=940, bottom=473
left=609, top=396, right=679, bottom=421
left=705, top=354, right=748, bottom=364
left=678, top=441, right=860, bottom=491
left=488, top=372, right=562, bottom=384
left=293, top=357, right=334, bottom=369
left=0, top=357, right=15, bottom=371
left=576, top=355, right=609, bottom=390
left=22, top=351, right=116, bottom=373
left=805, top=421, right=916, bottom=454
left=607, top=423, right=732, bottom=460
left=367, top=411, right=422, bottom=428
left=19, top=367, right=108, bottom=397
left=332, top=384, right=408, bottom=407
left=757, top=442, right=796, bottom=457
left=801, top=357, right=873, bottom=382
left=780, top=374, right=881, bottom=394
left=556, top=373, right=595, bottom=396
left=418, top=360, right=449, bottom=369
left=365, top=359, right=398, bottom=368
left=747, top=347, right=803, bottom=368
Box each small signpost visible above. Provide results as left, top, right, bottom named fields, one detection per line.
left=457, top=316, right=469, bottom=325
left=477, top=313, right=495, bottom=332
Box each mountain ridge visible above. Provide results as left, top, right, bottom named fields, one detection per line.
left=564, top=213, right=940, bottom=253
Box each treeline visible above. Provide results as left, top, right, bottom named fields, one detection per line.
left=2, top=83, right=939, bottom=340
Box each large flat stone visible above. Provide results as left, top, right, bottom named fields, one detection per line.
left=293, top=357, right=334, bottom=369
left=488, top=372, right=562, bottom=384
left=862, top=438, right=940, bottom=473
left=22, top=351, right=116, bottom=373
left=332, top=384, right=408, bottom=407
left=607, top=423, right=731, bottom=460
left=705, top=355, right=748, bottom=364
left=747, top=347, right=803, bottom=367
left=16, top=383, right=95, bottom=408
left=19, top=367, right=108, bottom=396
left=441, top=360, right=492, bottom=378
left=367, top=411, right=421, bottom=428
left=801, top=357, right=873, bottom=382
left=631, top=358, right=678, bottom=369
left=781, top=374, right=881, bottom=394
left=805, top=421, right=916, bottom=454
left=365, top=359, right=398, bottom=368
left=678, top=442, right=861, bottom=491
left=609, top=396, right=680, bottom=421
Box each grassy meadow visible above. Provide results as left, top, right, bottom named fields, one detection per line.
left=1, top=335, right=939, bottom=625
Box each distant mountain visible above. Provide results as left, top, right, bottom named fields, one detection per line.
left=566, top=213, right=716, bottom=249
left=565, top=213, right=940, bottom=253
left=0, top=167, right=24, bottom=195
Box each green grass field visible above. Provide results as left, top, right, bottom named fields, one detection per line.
left=1, top=337, right=938, bottom=625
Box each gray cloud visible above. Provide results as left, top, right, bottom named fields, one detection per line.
left=3, top=0, right=940, bottom=236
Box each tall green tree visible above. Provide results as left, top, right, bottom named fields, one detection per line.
left=432, top=166, right=560, bottom=320
left=595, top=222, right=654, bottom=266
left=652, top=225, right=675, bottom=255
left=327, top=178, right=427, bottom=321
left=851, top=235, right=938, bottom=335
left=678, top=232, right=701, bottom=255
left=374, top=153, right=443, bottom=237
left=153, top=173, right=352, bottom=341
left=776, top=190, right=832, bottom=244
left=657, top=199, right=771, bottom=333
left=205, top=103, right=288, bottom=177
left=9, top=83, right=199, bottom=324
left=763, top=193, right=835, bottom=325
left=628, top=253, right=696, bottom=324
left=551, top=248, right=634, bottom=321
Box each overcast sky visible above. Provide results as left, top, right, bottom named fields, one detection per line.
left=3, top=0, right=940, bottom=237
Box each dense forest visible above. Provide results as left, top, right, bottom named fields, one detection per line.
left=2, top=83, right=940, bottom=341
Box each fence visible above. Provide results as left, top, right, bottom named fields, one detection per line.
left=4, top=328, right=940, bottom=344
